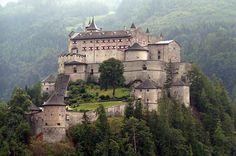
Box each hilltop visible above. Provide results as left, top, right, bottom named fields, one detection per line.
left=1, top=0, right=236, bottom=99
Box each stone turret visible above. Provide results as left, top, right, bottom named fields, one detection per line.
left=125, top=43, right=149, bottom=61
left=85, top=17, right=100, bottom=32
left=42, top=93, right=66, bottom=143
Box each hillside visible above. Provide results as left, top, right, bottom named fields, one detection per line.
left=1, top=0, right=236, bottom=99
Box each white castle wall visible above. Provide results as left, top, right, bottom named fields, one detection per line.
left=125, top=50, right=148, bottom=61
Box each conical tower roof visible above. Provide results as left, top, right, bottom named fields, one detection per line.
left=86, top=17, right=99, bottom=31
left=28, top=103, right=41, bottom=111
left=135, top=79, right=161, bottom=89
left=43, top=93, right=66, bottom=106
left=130, top=23, right=136, bottom=29
left=125, top=43, right=148, bottom=52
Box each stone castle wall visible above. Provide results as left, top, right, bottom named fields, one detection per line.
left=148, top=41, right=181, bottom=62
left=30, top=104, right=126, bottom=142
left=58, top=54, right=86, bottom=73
left=170, top=86, right=190, bottom=107
left=41, top=82, right=55, bottom=95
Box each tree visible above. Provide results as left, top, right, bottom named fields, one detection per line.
left=134, top=100, right=143, bottom=120
left=99, top=58, right=125, bottom=98
left=121, top=117, right=156, bottom=156
left=164, top=61, right=175, bottom=97
left=0, top=88, right=31, bottom=155
left=125, top=102, right=134, bottom=119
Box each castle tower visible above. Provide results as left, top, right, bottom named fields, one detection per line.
left=42, top=93, right=66, bottom=143
left=125, top=43, right=149, bottom=61
left=85, top=17, right=100, bottom=32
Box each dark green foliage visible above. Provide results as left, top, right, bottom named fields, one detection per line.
left=25, top=82, right=49, bottom=107
left=0, top=88, right=31, bottom=155
left=99, top=58, right=125, bottom=98
left=164, top=61, right=175, bottom=92
left=124, top=102, right=134, bottom=119
left=133, top=100, right=143, bottom=120
left=121, top=117, right=156, bottom=156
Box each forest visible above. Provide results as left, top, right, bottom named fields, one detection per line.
left=0, top=0, right=236, bottom=100
left=1, top=66, right=236, bottom=155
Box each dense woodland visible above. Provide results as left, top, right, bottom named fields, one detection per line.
left=1, top=66, right=236, bottom=155
left=0, top=0, right=236, bottom=100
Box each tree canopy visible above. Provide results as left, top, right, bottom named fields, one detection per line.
left=99, top=58, right=125, bottom=98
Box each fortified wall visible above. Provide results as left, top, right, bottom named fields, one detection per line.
left=37, top=18, right=192, bottom=143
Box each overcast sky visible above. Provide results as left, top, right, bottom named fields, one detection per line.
left=0, top=0, right=18, bottom=6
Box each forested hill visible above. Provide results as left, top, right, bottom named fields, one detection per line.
left=1, top=0, right=236, bottom=100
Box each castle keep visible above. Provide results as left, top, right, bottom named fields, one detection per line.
left=32, top=18, right=191, bottom=143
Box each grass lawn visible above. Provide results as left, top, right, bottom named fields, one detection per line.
left=87, top=85, right=130, bottom=98
left=72, top=101, right=126, bottom=111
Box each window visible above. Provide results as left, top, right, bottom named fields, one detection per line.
left=73, top=67, right=77, bottom=73
left=83, top=41, right=86, bottom=44
left=113, top=39, right=116, bottom=42
left=108, top=40, right=110, bottom=43
left=102, top=40, right=105, bottom=43
left=112, top=46, right=116, bottom=49
left=45, top=123, right=48, bottom=126
left=90, top=40, right=93, bottom=43
left=158, top=51, right=161, bottom=60
left=72, top=40, right=77, bottom=44
left=82, top=47, right=86, bottom=51
left=57, top=123, right=60, bottom=126
left=107, top=46, right=110, bottom=49
left=119, top=39, right=122, bottom=42
left=95, top=47, right=99, bottom=50
left=147, top=89, right=149, bottom=92
left=142, top=64, right=147, bottom=70
left=89, top=47, right=93, bottom=50
left=96, top=40, right=99, bottom=43
left=140, top=89, right=142, bottom=92
left=71, top=48, right=78, bottom=53
left=91, top=69, right=94, bottom=75
left=102, top=46, right=105, bottom=50
left=46, top=88, right=48, bottom=90
left=147, top=99, right=149, bottom=102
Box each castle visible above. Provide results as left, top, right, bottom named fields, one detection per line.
left=29, top=18, right=191, bottom=143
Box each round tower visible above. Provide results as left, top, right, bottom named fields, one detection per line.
left=42, top=93, right=66, bottom=143
left=125, top=43, right=149, bottom=61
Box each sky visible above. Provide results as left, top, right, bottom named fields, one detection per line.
left=0, top=0, right=18, bottom=6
